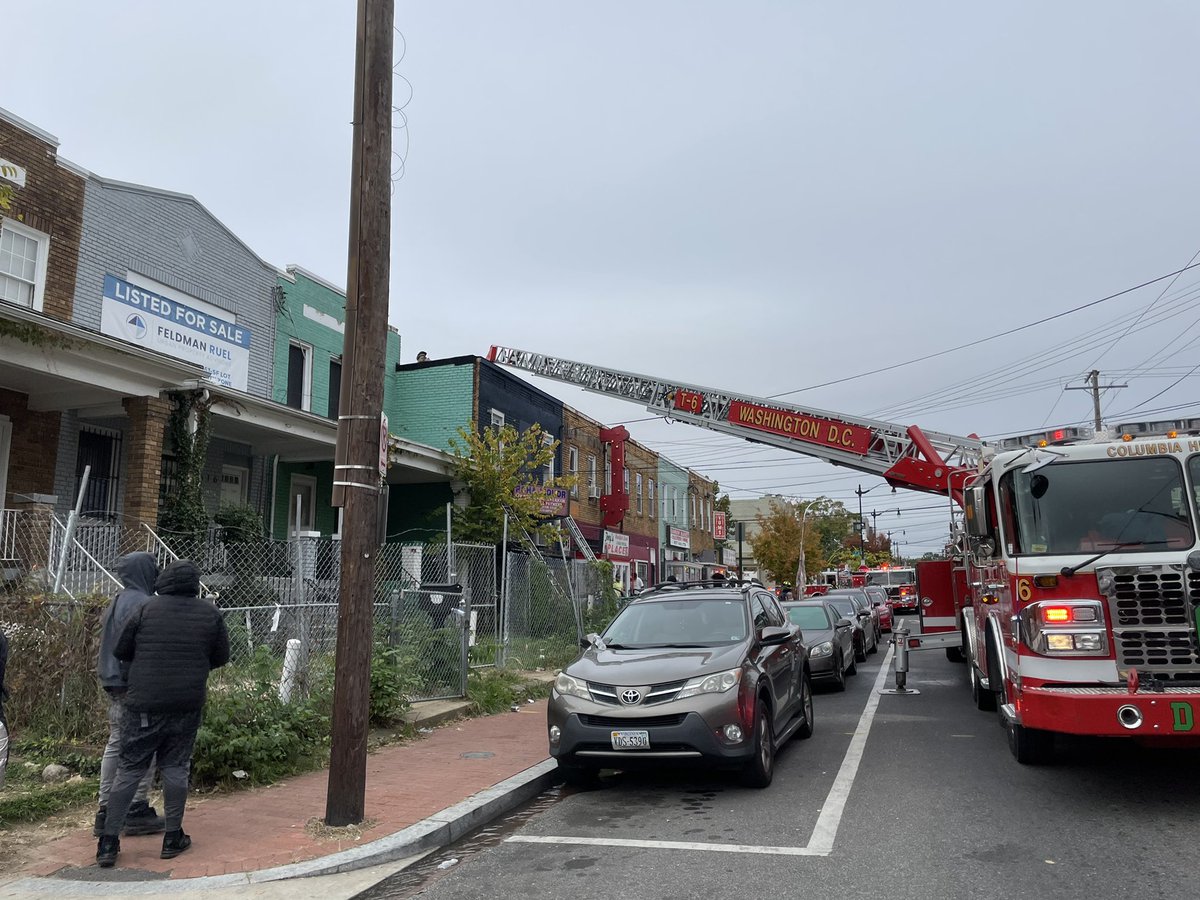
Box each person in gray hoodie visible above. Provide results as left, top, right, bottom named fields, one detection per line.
left=94, top=552, right=163, bottom=837
left=97, top=560, right=229, bottom=868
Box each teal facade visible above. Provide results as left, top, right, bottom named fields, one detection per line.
left=389, top=359, right=476, bottom=451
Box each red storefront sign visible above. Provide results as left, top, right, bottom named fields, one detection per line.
left=726, top=401, right=871, bottom=455
left=713, top=511, right=727, bottom=541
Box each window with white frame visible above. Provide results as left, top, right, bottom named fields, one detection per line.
left=623, top=469, right=629, bottom=495
left=0, top=218, right=50, bottom=311
left=588, top=455, right=597, bottom=496
left=671, top=486, right=678, bottom=519
left=542, top=433, right=554, bottom=483
left=489, top=409, right=505, bottom=430
left=648, top=479, right=655, bottom=518
left=635, top=473, right=643, bottom=514
left=568, top=446, right=579, bottom=496
left=286, top=340, right=313, bottom=411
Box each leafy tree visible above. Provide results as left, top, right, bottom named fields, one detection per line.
left=448, top=422, right=575, bottom=544
left=749, top=496, right=854, bottom=585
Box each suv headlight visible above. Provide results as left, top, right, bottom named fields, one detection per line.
left=554, top=672, right=590, bottom=700
left=809, top=641, right=833, bottom=658
left=677, top=668, right=742, bottom=699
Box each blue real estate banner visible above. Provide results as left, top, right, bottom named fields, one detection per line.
left=100, top=274, right=251, bottom=390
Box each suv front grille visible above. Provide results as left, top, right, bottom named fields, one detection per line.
left=1099, top=565, right=1200, bottom=674
left=586, top=679, right=687, bottom=706
left=579, top=713, right=688, bottom=728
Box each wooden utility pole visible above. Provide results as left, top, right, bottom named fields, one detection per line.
left=325, top=0, right=394, bottom=827
left=1065, top=370, right=1127, bottom=430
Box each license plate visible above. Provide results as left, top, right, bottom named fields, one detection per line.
left=610, top=730, right=650, bottom=750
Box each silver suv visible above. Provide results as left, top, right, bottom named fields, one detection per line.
left=547, top=581, right=813, bottom=788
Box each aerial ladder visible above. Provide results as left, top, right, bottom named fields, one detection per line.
left=486, top=345, right=987, bottom=503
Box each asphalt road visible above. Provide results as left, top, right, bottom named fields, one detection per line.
left=359, top=620, right=1200, bottom=900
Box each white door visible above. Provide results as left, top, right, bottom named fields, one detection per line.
left=220, top=466, right=248, bottom=506
left=288, top=474, right=317, bottom=535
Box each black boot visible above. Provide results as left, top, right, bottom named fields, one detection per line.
left=123, top=801, right=165, bottom=836
left=92, top=807, right=106, bottom=838
left=96, top=835, right=120, bottom=868
left=160, top=829, right=192, bottom=859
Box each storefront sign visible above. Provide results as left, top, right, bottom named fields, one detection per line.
left=100, top=274, right=250, bottom=390
left=722, top=547, right=738, bottom=566
left=514, top=483, right=569, bottom=516
left=602, top=530, right=630, bottom=556
left=668, top=526, right=690, bottom=550
left=713, top=511, right=727, bottom=541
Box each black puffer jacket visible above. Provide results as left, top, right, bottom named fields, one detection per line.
left=115, top=560, right=230, bottom=713
left=97, top=552, right=159, bottom=692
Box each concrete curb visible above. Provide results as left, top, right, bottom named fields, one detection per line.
left=1, top=759, right=560, bottom=896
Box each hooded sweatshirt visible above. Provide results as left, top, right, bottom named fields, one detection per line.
left=115, top=560, right=230, bottom=713
left=96, top=552, right=160, bottom=692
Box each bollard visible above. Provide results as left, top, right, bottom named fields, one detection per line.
left=880, top=623, right=921, bottom=695
left=279, top=638, right=302, bottom=703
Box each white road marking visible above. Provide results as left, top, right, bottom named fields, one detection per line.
left=508, top=646, right=897, bottom=858
left=806, top=644, right=892, bottom=854
left=505, top=835, right=825, bottom=856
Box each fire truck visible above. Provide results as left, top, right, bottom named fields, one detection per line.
left=859, top=566, right=919, bottom=612
left=487, top=344, right=1200, bottom=764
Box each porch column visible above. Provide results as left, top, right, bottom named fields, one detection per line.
left=121, top=395, right=171, bottom=534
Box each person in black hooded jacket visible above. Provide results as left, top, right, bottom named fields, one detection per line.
left=94, top=552, right=164, bottom=838
left=97, top=560, right=229, bottom=868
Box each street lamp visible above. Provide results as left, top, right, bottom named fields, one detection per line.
left=794, top=498, right=821, bottom=591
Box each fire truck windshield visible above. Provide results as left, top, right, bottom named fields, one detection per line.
left=1000, top=456, right=1194, bottom=556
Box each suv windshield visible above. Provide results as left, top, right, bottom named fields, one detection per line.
left=603, top=597, right=749, bottom=648
left=999, top=456, right=1194, bottom=556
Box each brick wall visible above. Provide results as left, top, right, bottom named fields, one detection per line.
left=0, top=110, right=85, bottom=322
left=121, top=395, right=170, bottom=529
left=562, top=407, right=604, bottom=528
left=0, top=388, right=60, bottom=505
left=624, top=438, right=659, bottom=539
left=391, top=361, right=475, bottom=450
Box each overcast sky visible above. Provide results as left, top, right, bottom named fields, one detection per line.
left=8, top=2, right=1200, bottom=553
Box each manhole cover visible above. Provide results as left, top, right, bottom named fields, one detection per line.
left=460, top=751, right=495, bottom=759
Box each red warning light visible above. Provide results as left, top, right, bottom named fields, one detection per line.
left=1051, top=429, right=1066, bottom=442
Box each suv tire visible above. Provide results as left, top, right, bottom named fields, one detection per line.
left=741, top=701, right=775, bottom=788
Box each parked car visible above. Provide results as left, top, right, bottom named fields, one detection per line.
left=863, top=585, right=893, bottom=633
left=548, top=581, right=814, bottom=788
left=782, top=599, right=856, bottom=691
left=823, top=591, right=879, bottom=661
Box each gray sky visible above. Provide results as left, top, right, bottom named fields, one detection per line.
left=8, top=2, right=1200, bottom=553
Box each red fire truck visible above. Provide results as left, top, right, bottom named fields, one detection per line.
left=488, top=345, right=1200, bottom=764
left=859, top=566, right=918, bottom=612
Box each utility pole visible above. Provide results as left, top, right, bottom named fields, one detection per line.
left=325, top=0, right=393, bottom=828
left=855, top=485, right=868, bottom=564
left=736, top=520, right=744, bottom=580
left=1065, top=370, right=1127, bottom=430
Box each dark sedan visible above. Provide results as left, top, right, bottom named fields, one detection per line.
left=782, top=599, right=856, bottom=691
left=823, top=591, right=879, bottom=661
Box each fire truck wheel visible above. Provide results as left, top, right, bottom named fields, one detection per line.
left=945, top=646, right=966, bottom=663
left=996, top=675, right=1055, bottom=764
left=971, top=660, right=996, bottom=711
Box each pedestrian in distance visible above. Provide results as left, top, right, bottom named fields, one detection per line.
left=633, top=572, right=645, bottom=594
left=97, top=560, right=230, bottom=869
left=94, top=552, right=164, bottom=838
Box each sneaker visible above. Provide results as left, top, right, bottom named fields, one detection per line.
left=92, top=807, right=106, bottom=838
left=160, top=830, right=191, bottom=859
left=96, top=835, right=120, bottom=868
left=123, top=801, right=165, bottom=836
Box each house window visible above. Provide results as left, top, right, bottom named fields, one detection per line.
left=623, top=469, right=629, bottom=495
left=76, top=427, right=122, bottom=519
left=648, top=479, right=655, bottom=518
left=286, top=341, right=313, bottom=411
left=489, top=409, right=505, bottom=430
left=0, top=219, right=49, bottom=311
left=636, top=474, right=643, bottom=514
left=542, top=433, right=555, bottom=483
left=328, top=358, right=342, bottom=419
left=568, top=447, right=579, bottom=497
left=587, top=455, right=597, bottom=496
left=287, top=474, right=318, bottom=534
left=671, top=486, right=678, bottom=519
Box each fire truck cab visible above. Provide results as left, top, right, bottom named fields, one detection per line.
left=959, top=421, right=1200, bottom=762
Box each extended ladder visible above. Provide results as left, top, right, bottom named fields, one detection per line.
left=562, top=515, right=597, bottom=562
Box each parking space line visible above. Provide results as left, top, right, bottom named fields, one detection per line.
left=505, top=835, right=826, bottom=856
left=510, top=646, right=895, bottom=858
left=806, top=644, right=893, bottom=854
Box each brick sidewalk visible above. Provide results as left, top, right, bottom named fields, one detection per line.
left=21, top=700, right=550, bottom=881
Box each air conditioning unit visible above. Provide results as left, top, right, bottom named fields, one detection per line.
left=587, top=484, right=601, bottom=499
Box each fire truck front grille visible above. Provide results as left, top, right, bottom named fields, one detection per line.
left=1097, top=566, right=1200, bottom=675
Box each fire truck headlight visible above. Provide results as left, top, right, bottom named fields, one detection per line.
left=1046, top=634, right=1074, bottom=651
left=1074, top=633, right=1103, bottom=652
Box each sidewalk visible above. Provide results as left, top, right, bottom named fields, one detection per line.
left=3, top=696, right=556, bottom=895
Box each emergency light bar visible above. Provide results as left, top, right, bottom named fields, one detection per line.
left=994, top=425, right=1093, bottom=451
left=1111, top=418, right=1200, bottom=438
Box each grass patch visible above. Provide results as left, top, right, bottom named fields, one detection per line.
left=467, top=668, right=552, bottom=715
left=0, top=778, right=98, bottom=828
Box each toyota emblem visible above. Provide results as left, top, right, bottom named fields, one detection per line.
left=620, top=688, right=642, bottom=705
